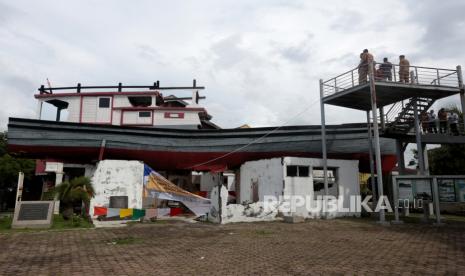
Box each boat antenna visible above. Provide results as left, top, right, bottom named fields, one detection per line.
left=46, top=78, right=52, bottom=93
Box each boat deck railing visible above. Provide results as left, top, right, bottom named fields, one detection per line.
left=38, top=79, right=204, bottom=94
left=322, top=63, right=462, bottom=97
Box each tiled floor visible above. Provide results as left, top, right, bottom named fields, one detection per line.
left=0, top=218, right=464, bottom=275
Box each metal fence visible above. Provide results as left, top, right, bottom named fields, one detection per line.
left=322, top=63, right=461, bottom=97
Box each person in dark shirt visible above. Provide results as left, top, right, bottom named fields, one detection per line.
left=379, top=57, right=393, bottom=81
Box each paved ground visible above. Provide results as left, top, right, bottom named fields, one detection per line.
left=0, top=218, right=464, bottom=275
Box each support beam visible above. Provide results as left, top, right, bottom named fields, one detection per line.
left=320, top=79, right=329, bottom=216
left=56, top=107, right=62, bottom=122
left=54, top=170, right=64, bottom=215
left=395, top=140, right=405, bottom=175
left=457, top=66, right=465, bottom=132
left=392, top=177, right=403, bottom=224
left=422, top=144, right=430, bottom=175
left=15, top=172, right=24, bottom=211
left=413, top=99, right=426, bottom=174
left=98, top=139, right=106, bottom=161
left=379, top=107, right=385, bottom=130
left=432, top=177, right=442, bottom=225
left=36, top=101, right=43, bottom=120
left=368, top=63, right=385, bottom=223
left=366, top=111, right=376, bottom=201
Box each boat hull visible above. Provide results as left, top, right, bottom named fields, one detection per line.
left=7, top=118, right=397, bottom=172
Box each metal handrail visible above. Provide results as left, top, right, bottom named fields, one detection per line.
left=38, top=79, right=204, bottom=94
left=430, top=71, right=457, bottom=85
left=322, top=62, right=460, bottom=97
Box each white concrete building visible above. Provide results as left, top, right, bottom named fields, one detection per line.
left=218, top=157, right=361, bottom=222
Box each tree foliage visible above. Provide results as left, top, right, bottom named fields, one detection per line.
left=0, top=132, right=35, bottom=189
left=54, top=176, right=95, bottom=204
left=429, top=145, right=465, bottom=175
left=428, top=105, right=465, bottom=175
left=53, top=176, right=95, bottom=219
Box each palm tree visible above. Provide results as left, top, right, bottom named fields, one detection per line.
left=53, top=176, right=95, bottom=220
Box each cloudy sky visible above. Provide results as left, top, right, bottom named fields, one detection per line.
left=1, top=0, right=464, bottom=130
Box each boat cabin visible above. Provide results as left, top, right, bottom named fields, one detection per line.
left=35, top=81, right=219, bottom=129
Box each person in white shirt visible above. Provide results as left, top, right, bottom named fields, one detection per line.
left=448, top=112, right=459, bottom=136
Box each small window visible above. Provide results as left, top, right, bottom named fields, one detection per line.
left=314, top=182, right=334, bottom=192
left=139, top=111, right=151, bottom=118
left=298, top=166, right=309, bottom=177
left=99, top=97, right=110, bottom=108
left=286, top=165, right=310, bottom=177
left=287, top=166, right=298, bottom=177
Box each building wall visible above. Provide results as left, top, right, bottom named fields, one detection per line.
left=40, top=95, right=202, bottom=128
left=200, top=172, right=222, bottom=192
left=112, top=95, right=156, bottom=108
left=283, top=157, right=360, bottom=217
left=239, top=157, right=360, bottom=218
left=239, top=158, right=284, bottom=204
left=89, top=160, right=144, bottom=217
left=153, top=111, right=201, bottom=127
left=65, top=97, right=81, bottom=122
left=121, top=111, right=153, bottom=125
left=81, top=96, right=112, bottom=123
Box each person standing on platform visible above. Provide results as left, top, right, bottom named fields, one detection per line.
left=359, top=49, right=374, bottom=84
left=421, top=112, right=429, bottom=133
left=379, top=57, right=393, bottom=81
left=449, top=112, right=459, bottom=136
left=438, top=108, right=448, bottom=134
left=399, top=55, right=410, bottom=83
left=427, top=110, right=437, bottom=133
left=358, top=53, right=366, bottom=84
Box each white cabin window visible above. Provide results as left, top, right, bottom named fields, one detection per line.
left=139, top=111, right=151, bottom=118
left=99, top=98, right=110, bottom=108
left=129, top=96, right=152, bottom=107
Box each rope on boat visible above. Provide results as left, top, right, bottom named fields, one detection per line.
left=188, top=97, right=322, bottom=170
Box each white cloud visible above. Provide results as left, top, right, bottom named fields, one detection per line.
left=0, top=0, right=464, bottom=131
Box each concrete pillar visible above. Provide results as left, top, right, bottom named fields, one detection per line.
left=15, top=172, right=24, bottom=211
left=54, top=171, right=64, bottom=215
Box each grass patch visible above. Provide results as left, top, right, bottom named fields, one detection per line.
left=105, top=237, right=143, bottom=245
left=126, top=219, right=169, bottom=227
left=255, top=229, right=274, bottom=236
left=0, top=214, right=93, bottom=232
left=0, top=216, right=12, bottom=230
left=52, top=214, right=93, bottom=229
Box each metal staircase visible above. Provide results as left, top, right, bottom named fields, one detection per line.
left=382, top=97, right=436, bottom=134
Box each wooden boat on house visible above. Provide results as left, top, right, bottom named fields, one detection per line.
left=6, top=82, right=397, bottom=172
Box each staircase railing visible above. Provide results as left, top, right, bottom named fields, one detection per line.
left=383, top=97, right=436, bottom=134
left=381, top=101, right=404, bottom=124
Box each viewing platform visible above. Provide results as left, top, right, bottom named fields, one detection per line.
left=321, top=63, right=463, bottom=111
left=319, top=62, right=465, bottom=223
